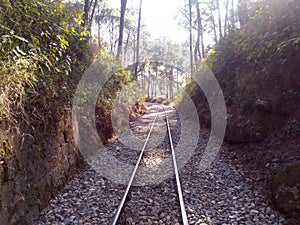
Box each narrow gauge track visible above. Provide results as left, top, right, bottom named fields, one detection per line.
left=112, top=105, right=188, bottom=225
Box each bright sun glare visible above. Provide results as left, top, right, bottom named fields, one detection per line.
left=108, top=0, right=187, bottom=42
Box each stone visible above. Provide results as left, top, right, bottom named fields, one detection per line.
left=270, top=163, right=300, bottom=219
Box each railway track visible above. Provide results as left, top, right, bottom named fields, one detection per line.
left=112, top=104, right=188, bottom=225
left=36, top=103, right=286, bottom=225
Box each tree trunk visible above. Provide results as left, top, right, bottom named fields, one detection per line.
left=165, top=75, right=168, bottom=99
left=155, top=68, right=158, bottom=96
left=195, top=1, right=205, bottom=62
left=117, top=0, right=127, bottom=60
left=147, top=71, right=151, bottom=97
left=211, top=14, right=218, bottom=42
left=216, top=0, right=223, bottom=39
left=110, top=17, right=115, bottom=54
left=200, top=23, right=205, bottom=58
left=176, top=69, right=179, bottom=90
left=224, top=0, right=229, bottom=35
left=123, top=29, right=130, bottom=64
left=197, top=2, right=205, bottom=58
left=169, top=67, right=173, bottom=101
left=188, top=0, right=194, bottom=77
left=141, top=72, right=145, bottom=92
left=89, top=0, right=98, bottom=29
left=152, top=74, right=155, bottom=97
left=83, top=0, right=90, bottom=28
left=230, top=0, right=235, bottom=29
left=132, top=33, right=136, bottom=68
left=238, top=0, right=250, bottom=29
left=194, top=39, right=200, bottom=63
left=83, top=0, right=98, bottom=38
left=134, top=0, right=143, bottom=79
left=97, top=5, right=101, bottom=47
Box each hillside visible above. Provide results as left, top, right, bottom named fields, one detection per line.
left=187, top=0, right=300, bottom=222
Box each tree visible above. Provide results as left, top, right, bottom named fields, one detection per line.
left=83, top=0, right=98, bottom=32
left=194, top=1, right=205, bottom=62
left=224, top=0, right=230, bottom=35
left=123, top=22, right=134, bottom=64
left=216, top=0, right=223, bottom=39
left=116, top=0, right=127, bottom=60
left=238, top=0, right=251, bottom=29
left=134, top=0, right=143, bottom=78
left=108, top=13, right=120, bottom=54
left=229, top=0, right=237, bottom=30
left=94, top=3, right=113, bottom=48
left=188, top=0, right=194, bottom=76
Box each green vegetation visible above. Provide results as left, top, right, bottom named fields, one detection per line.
left=0, top=1, right=139, bottom=222
left=188, top=0, right=300, bottom=124
left=204, top=0, right=300, bottom=109
left=0, top=0, right=299, bottom=223
left=94, top=53, right=145, bottom=142
left=0, top=2, right=90, bottom=197
left=0, top=0, right=88, bottom=128
left=0, top=0, right=137, bottom=150
left=184, top=0, right=300, bottom=221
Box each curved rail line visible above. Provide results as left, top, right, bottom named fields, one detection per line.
left=112, top=105, right=188, bottom=225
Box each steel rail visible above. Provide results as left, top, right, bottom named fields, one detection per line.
left=163, top=105, right=189, bottom=225
left=112, top=108, right=160, bottom=225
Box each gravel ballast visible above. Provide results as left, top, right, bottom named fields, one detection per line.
left=36, top=104, right=285, bottom=225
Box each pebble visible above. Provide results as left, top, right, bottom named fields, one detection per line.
left=35, top=104, right=285, bottom=224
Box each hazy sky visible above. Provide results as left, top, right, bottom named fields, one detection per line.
left=108, top=0, right=187, bottom=42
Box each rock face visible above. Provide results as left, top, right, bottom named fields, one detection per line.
left=0, top=111, right=82, bottom=225
left=270, top=163, right=300, bottom=221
